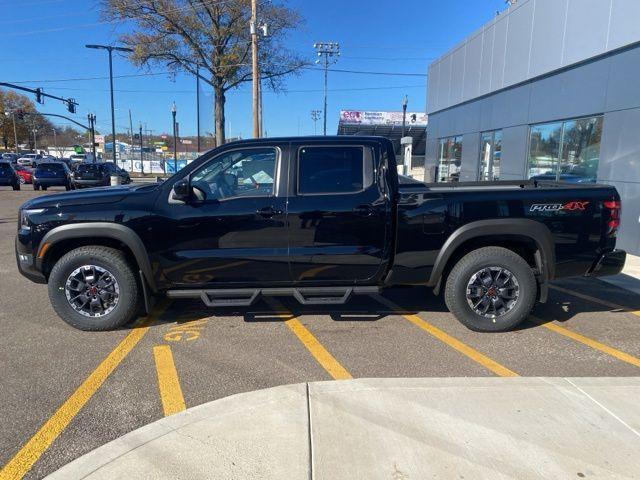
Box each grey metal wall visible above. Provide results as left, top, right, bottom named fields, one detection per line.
left=425, top=44, right=640, bottom=255
left=427, top=0, right=640, bottom=114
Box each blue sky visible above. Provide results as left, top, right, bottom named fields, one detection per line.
left=2, top=0, right=506, bottom=139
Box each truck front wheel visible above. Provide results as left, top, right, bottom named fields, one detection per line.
left=444, top=246, right=536, bottom=332
left=48, top=246, right=140, bottom=331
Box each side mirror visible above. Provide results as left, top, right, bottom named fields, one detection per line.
left=172, top=178, right=191, bottom=202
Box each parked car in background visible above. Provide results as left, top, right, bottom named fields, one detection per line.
left=14, top=165, right=33, bottom=184
left=17, top=153, right=43, bottom=167
left=0, top=162, right=20, bottom=190
left=32, top=162, right=72, bottom=191
left=69, top=153, right=95, bottom=163
left=72, top=162, right=130, bottom=188
left=2, top=153, right=19, bottom=164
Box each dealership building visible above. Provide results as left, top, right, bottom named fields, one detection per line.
left=424, top=0, right=640, bottom=255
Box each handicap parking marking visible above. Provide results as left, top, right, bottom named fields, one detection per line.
left=374, top=295, right=519, bottom=377
left=0, top=300, right=170, bottom=480
left=531, top=316, right=640, bottom=369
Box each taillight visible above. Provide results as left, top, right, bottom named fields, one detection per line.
left=604, top=200, right=621, bottom=234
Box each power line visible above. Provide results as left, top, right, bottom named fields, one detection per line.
left=303, top=66, right=427, bottom=77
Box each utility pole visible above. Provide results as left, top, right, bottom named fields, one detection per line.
left=85, top=44, right=133, bottom=162
left=401, top=94, right=408, bottom=138
left=139, top=122, right=144, bottom=175
left=311, top=110, right=322, bottom=135
left=87, top=113, right=97, bottom=162
left=171, top=102, right=177, bottom=174
left=128, top=109, right=134, bottom=149
left=32, top=127, right=38, bottom=152
left=250, top=0, right=260, bottom=138
left=52, top=128, right=58, bottom=156
left=5, top=112, right=19, bottom=154
left=250, top=1, right=268, bottom=138
left=196, top=64, right=201, bottom=152
left=313, top=42, right=340, bottom=135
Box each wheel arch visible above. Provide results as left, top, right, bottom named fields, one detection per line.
left=36, top=222, right=156, bottom=292
left=428, top=219, right=555, bottom=289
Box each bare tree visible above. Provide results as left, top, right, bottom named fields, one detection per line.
left=102, top=0, right=306, bottom=145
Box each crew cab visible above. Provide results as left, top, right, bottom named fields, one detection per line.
left=15, top=136, right=625, bottom=332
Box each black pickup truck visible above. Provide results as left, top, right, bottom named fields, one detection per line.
left=16, top=136, right=625, bottom=332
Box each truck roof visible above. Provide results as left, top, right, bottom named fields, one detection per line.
left=221, top=135, right=394, bottom=147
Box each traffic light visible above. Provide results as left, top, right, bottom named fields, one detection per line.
left=35, top=88, right=44, bottom=104
left=67, top=99, right=76, bottom=114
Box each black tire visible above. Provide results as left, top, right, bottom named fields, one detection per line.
left=13, top=183, right=20, bottom=191
left=65, top=182, right=71, bottom=191
left=42, top=186, right=47, bottom=190
left=48, top=246, right=140, bottom=331
left=33, top=184, right=39, bottom=191
left=444, top=246, right=536, bottom=332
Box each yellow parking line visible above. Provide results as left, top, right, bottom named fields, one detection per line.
left=0, top=302, right=168, bottom=480
left=284, top=318, right=353, bottom=380
left=153, top=345, right=186, bottom=416
left=264, top=298, right=351, bottom=380
left=532, top=316, right=640, bottom=368
left=375, top=296, right=519, bottom=377
left=549, top=285, right=640, bottom=317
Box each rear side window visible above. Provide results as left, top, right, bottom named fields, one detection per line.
left=77, top=164, right=104, bottom=173
left=36, top=163, right=64, bottom=172
left=298, top=146, right=364, bottom=195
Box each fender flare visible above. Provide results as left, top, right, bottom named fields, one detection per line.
left=37, top=222, right=157, bottom=292
left=428, top=218, right=555, bottom=287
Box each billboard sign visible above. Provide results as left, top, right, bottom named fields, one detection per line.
left=339, top=110, right=428, bottom=127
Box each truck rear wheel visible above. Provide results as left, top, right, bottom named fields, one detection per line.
left=48, top=246, right=140, bottom=331
left=444, top=246, right=536, bottom=332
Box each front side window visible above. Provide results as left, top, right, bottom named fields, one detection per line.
left=528, top=116, right=602, bottom=183
left=437, top=135, right=462, bottom=182
left=479, top=130, right=502, bottom=181
left=298, top=146, right=364, bottom=194
left=191, top=147, right=276, bottom=201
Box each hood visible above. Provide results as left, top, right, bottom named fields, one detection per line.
left=21, top=184, right=142, bottom=209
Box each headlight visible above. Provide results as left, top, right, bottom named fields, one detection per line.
left=19, top=208, right=45, bottom=231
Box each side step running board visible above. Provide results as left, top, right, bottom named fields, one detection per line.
left=166, top=286, right=379, bottom=307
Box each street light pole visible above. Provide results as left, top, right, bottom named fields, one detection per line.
left=139, top=122, right=144, bottom=175
left=85, top=44, right=133, bottom=163
left=314, top=42, right=340, bottom=135
left=87, top=113, right=97, bottom=162
left=171, top=102, right=177, bottom=174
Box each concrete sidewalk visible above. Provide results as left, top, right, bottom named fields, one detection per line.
left=603, top=253, right=640, bottom=296
left=47, top=377, right=640, bottom=480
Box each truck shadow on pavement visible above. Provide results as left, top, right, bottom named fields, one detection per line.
left=148, top=279, right=640, bottom=333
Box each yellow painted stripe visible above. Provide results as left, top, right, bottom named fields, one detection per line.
left=549, top=285, right=640, bottom=317
left=375, top=296, right=518, bottom=377
left=532, top=316, right=640, bottom=368
left=284, top=318, right=353, bottom=380
left=153, top=345, right=186, bottom=416
left=0, top=303, right=167, bottom=480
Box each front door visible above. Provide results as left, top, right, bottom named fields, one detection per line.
left=154, top=146, right=289, bottom=287
left=286, top=143, right=391, bottom=283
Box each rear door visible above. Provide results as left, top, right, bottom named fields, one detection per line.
left=286, top=141, right=392, bottom=283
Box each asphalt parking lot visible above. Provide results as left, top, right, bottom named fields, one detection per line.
left=1, top=187, right=640, bottom=479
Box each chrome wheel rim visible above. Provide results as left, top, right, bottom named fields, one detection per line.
left=65, top=265, right=120, bottom=317
left=466, top=267, right=519, bottom=319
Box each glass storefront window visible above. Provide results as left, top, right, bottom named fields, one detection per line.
left=479, top=130, right=502, bottom=181
left=437, top=135, right=462, bottom=182
left=528, top=116, right=602, bottom=183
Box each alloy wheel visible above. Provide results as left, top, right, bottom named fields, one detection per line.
left=65, top=265, right=120, bottom=317
left=466, top=267, right=519, bottom=319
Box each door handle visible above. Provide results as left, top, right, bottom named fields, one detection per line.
left=256, top=206, right=282, bottom=218
left=353, top=204, right=374, bottom=216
